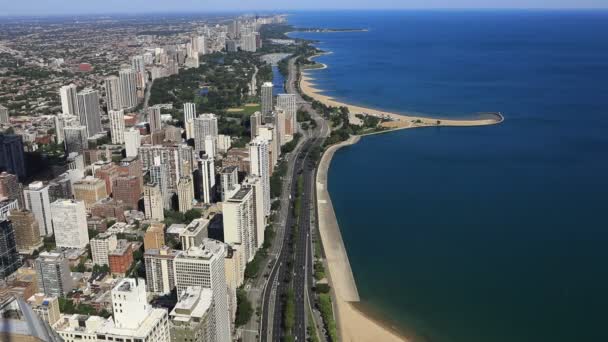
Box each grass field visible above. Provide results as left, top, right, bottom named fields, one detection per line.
left=226, top=103, right=261, bottom=116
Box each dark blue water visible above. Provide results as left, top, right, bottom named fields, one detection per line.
left=290, top=11, right=608, bottom=342
left=271, top=65, right=285, bottom=95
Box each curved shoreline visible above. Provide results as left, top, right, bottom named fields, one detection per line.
left=316, top=135, right=409, bottom=342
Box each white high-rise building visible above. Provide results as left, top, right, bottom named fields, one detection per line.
left=119, top=68, right=138, bottom=110
left=220, top=166, right=239, bottom=202
left=144, top=246, right=178, bottom=295
left=109, top=109, right=125, bottom=144
left=240, top=33, right=257, bottom=52
left=144, top=183, right=165, bottom=221
left=258, top=125, right=278, bottom=167
left=54, top=114, right=78, bottom=144
left=148, top=105, right=162, bottom=133
left=277, top=94, right=297, bottom=136
left=51, top=199, right=89, bottom=249
left=63, top=125, right=88, bottom=154
left=250, top=111, right=261, bottom=140
left=249, top=137, right=271, bottom=216
left=173, top=239, right=232, bottom=342
left=196, top=155, right=215, bottom=204
left=243, top=175, right=266, bottom=249
left=77, top=89, right=103, bottom=136
left=197, top=35, right=207, bottom=54
left=34, top=251, right=74, bottom=297
left=60, top=84, right=78, bottom=115
left=275, top=108, right=286, bottom=147
left=124, top=128, right=141, bottom=158
left=183, top=103, right=196, bottom=139
left=95, top=278, right=170, bottom=342
left=261, top=82, right=273, bottom=116
left=193, top=113, right=218, bottom=156
left=24, top=181, right=53, bottom=236
left=91, top=232, right=118, bottom=266
left=104, top=76, right=122, bottom=111
left=223, top=187, right=256, bottom=263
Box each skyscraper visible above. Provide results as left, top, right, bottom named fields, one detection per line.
left=144, top=246, right=178, bottom=295
left=51, top=199, right=89, bottom=249
left=60, top=84, right=78, bottom=115
left=243, top=175, right=266, bottom=249
left=131, top=55, right=147, bottom=89
left=104, top=76, right=121, bottom=111
left=24, top=182, right=53, bottom=237
left=148, top=105, right=162, bottom=133
left=77, top=89, right=103, bottom=136
left=34, top=251, right=74, bottom=297
left=261, top=82, right=274, bottom=116
left=249, top=137, right=271, bottom=216
left=223, top=187, right=256, bottom=263
left=112, top=176, right=141, bottom=209
left=124, top=128, right=141, bottom=158
left=250, top=111, right=261, bottom=140
left=0, top=104, right=9, bottom=123
left=183, top=103, right=196, bottom=139
left=90, top=232, right=118, bottom=266
left=149, top=161, right=170, bottom=209
left=0, top=219, right=21, bottom=279
left=277, top=93, right=297, bottom=136
left=169, top=286, right=213, bottom=342
left=193, top=113, right=218, bottom=157
left=54, top=114, right=78, bottom=144
left=63, top=126, right=88, bottom=154
left=0, top=171, right=24, bottom=209
left=119, top=68, right=138, bottom=110
left=9, top=209, right=43, bottom=253
left=195, top=155, right=215, bottom=204
left=177, top=176, right=194, bottom=213
left=144, top=183, right=164, bottom=221
left=275, top=108, right=286, bottom=147
left=0, top=134, right=26, bottom=179
left=109, top=109, right=125, bottom=144
left=173, top=239, right=232, bottom=342
left=220, top=165, right=239, bottom=202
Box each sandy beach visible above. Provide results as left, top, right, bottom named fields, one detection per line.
left=316, top=136, right=409, bottom=342
left=300, top=61, right=504, bottom=128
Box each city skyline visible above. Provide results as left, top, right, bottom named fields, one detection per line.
left=1, top=0, right=608, bottom=16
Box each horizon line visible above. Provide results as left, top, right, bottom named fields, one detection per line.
left=2, top=7, right=608, bottom=19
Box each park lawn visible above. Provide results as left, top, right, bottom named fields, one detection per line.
left=226, top=103, right=261, bottom=116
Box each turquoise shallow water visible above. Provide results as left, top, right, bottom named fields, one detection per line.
left=290, top=10, right=608, bottom=342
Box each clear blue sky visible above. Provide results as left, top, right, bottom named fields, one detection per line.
left=1, top=0, right=607, bottom=16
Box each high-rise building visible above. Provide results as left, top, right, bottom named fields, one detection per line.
left=77, top=89, right=103, bottom=136
left=223, top=187, right=256, bottom=263
left=183, top=103, right=196, bottom=140
left=250, top=111, right=261, bottom=140
left=144, top=246, right=178, bottom=295
left=94, top=278, right=170, bottom=342
left=220, top=166, right=239, bottom=202
left=193, top=113, right=218, bottom=156
left=258, top=125, right=278, bottom=167
left=131, top=55, right=147, bottom=89
left=169, top=286, right=213, bottom=342
left=119, top=68, right=138, bottom=110
left=0, top=104, right=9, bottom=123
left=275, top=108, right=286, bottom=147
left=148, top=105, right=162, bottom=133
left=27, top=294, right=61, bottom=326
left=243, top=175, right=266, bottom=249
left=149, top=162, right=170, bottom=209
left=261, top=82, right=273, bottom=116
left=112, top=176, right=141, bottom=209
left=249, top=137, right=270, bottom=216
left=54, top=114, right=78, bottom=144
left=0, top=134, right=26, bottom=179
left=90, top=232, right=118, bottom=266
left=60, top=84, right=79, bottom=115
left=177, top=176, right=194, bottom=213
left=9, top=209, right=43, bottom=253
left=173, top=239, right=232, bottom=342
left=138, top=144, right=181, bottom=193
left=24, top=182, right=53, bottom=237
left=63, top=125, right=88, bottom=154
left=195, top=155, right=215, bottom=204
left=51, top=199, right=89, bottom=249
left=144, top=183, right=164, bottom=221
left=277, top=94, right=297, bottom=136
left=109, top=109, right=125, bottom=144
left=73, top=177, right=108, bottom=210
left=124, top=128, right=141, bottom=158
left=104, top=76, right=122, bottom=111
left=144, top=222, right=165, bottom=251
left=34, top=251, right=74, bottom=297
left=0, top=171, right=24, bottom=208
left=179, top=218, right=209, bottom=251
left=0, top=219, right=21, bottom=279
